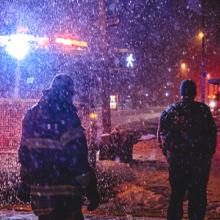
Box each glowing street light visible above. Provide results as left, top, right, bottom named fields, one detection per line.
left=5, top=33, right=31, bottom=97
left=180, top=62, right=187, bottom=71
left=199, top=30, right=206, bottom=103
left=198, top=31, right=204, bottom=40
left=6, top=34, right=30, bottom=60
left=180, top=62, right=189, bottom=78
left=0, top=32, right=89, bottom=98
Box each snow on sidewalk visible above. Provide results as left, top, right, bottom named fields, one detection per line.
left=0, top=211, right=167, bottom=220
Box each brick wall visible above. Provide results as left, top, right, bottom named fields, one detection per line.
left=0, top=98, right=37, bottom=152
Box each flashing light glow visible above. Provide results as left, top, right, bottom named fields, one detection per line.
left=89, top=112, right=98, bottom=120
left=209, top=100, right=216, bottom=109
left=37, top=37, right=49, bottom=47
left=165, top=92, right=169, bottom=97
left=0, top=34, right=88, bottom=53
left=110, top=95, right=117, bottom=109
left=0, top=36, right=8, bottom=46
left=55, top=37, right=88, bottom=47
left=181, top=62, right=187, bottom=70
left=6, top=34, right=30, bottom=60
left=198, top=31, right=204, bottom=40
left=126, top=54, right=134, bottom=67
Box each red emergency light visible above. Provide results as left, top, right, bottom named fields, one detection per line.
left=55, top=37, right=88, bottom=48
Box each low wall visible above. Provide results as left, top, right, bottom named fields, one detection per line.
left=0, top=99, right=37, bottom=204
left=0, top=98, right=37, bottom=153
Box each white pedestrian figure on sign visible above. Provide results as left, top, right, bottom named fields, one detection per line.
left=126, top=54, right=134, bottom=68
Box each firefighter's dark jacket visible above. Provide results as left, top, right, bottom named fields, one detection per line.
left=157, top=98, right=217, bottom=160
left=18, top=89, right=99, bottom=216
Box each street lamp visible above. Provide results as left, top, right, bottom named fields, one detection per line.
left=197, top=31, right=206, bottom=102
left=180, top=62, right=187, bottom=71
left=198, top=31, right=204, bottom=40
left=6, top=34, right=30, bottom=60
left=5, top=34, right=30, bottom=97
left=180, top=62, right=188, bottom=78
left=200, top=0, right=206, bottom=103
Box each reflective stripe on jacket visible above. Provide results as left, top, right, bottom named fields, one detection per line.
left=31, top=184, right=78, bottom=196
left=21, top=127, right=84, bottom=150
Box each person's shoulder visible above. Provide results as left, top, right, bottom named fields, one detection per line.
left=165, top=102, right=180, bottom=112
left=160, top=103, right=177, bottom=118
left=194, top=101, right=210, bottom=111
left=70, top=103, right=78, bottom=113
left=172, top=100, right=185, bottom=108
left=28, top=102, right=40, bottom=114
left=23, top=102, right=40, bottom=121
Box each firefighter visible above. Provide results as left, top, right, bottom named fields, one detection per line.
left=17, top=74, right=100, bottom=220
left=157, top=79, right=217, bottom=220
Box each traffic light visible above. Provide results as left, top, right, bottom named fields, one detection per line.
left=110, top=52, right=135, bottom=69
left=126, top=54, right=135, bottom=67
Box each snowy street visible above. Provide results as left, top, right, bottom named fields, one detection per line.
left=0, top=210, right=167, bottom=220
left=0, top=213, right=167, bottom=220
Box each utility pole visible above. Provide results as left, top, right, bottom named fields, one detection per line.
left=99, top=0, right=111, bottom=133
left=201, top=0, right=206, bottom=103
left=14, top=62, right=21, bottom=98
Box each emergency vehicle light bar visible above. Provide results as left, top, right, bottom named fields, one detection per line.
left=0, top=35, right=88, bottom=49
left=55, top=37, right=88, bottom=47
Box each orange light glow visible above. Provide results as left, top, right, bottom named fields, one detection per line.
left=90, top=112, right=97, bottom=120
left=207, top=74, right=211, bottom=79
left=180, top=62, right=187, bottom=71
left=198, top=32, right=204, bottom=40
left=55, top=37, right=88, bottom=47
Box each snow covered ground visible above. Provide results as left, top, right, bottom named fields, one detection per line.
left=0, top=211, right=167, bottom=220
left=1, top=137, right=219, bottom=220
left=0, top=107, right=219, bottom=220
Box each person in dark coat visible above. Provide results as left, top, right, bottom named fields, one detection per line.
left=17, top=74, right=100, bottom=220
left=157, top=79, right=217, bottom=220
